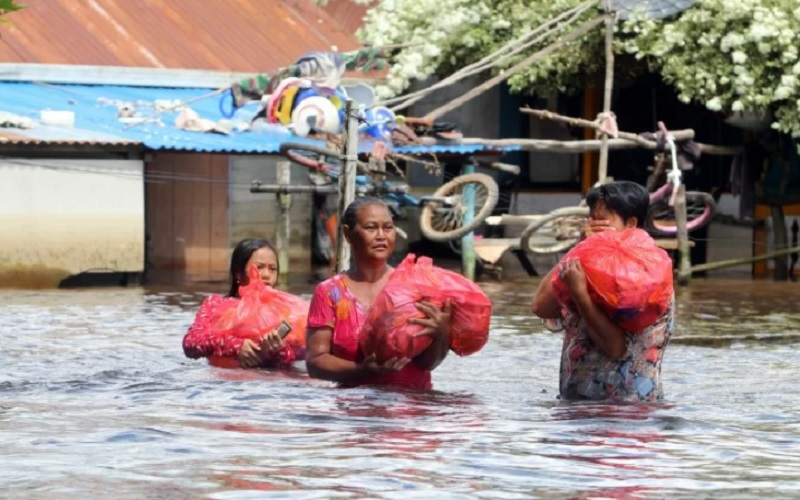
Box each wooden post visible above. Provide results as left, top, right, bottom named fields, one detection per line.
left=597, top=5, right=615, bottom=183
left=461, top=162, right=476, bottom=280
left=770, top=204, right=789, bottom=281
left=675, top=184, right=692, bottom=285
left=335, top=99, right=358, bottom=273
left=275, top=160, right=292, bottom=287
left=791, top=219, right=799, bottom=280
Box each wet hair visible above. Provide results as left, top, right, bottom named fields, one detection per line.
left=586, top=181, right=649, bottom=229
left=227, top=238, right=278, bottom=298
left=341, top=197, right=390, bottom=229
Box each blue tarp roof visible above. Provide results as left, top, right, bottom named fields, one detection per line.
left=0, top=82, right=520, bottom=155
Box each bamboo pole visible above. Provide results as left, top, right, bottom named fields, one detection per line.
left=424, top=15, right=606, bottom=121
left=674, top=185, right=692, bottom=286
left=461, top=162, right=476, bottom=281
left=597, top=3, right=616, bottom=183
left=688, top=245, right=800, bottom=274
left=275, top=160, right=292, bottom=288
left=520, top=108, right=663, bottom=147
left=460, top=135, right=690, bottom=152
left=335, top=100, right=359, bottom=273
left=520, top=108, right=743, bottom=155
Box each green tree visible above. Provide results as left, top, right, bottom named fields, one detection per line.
left=0, top=0, right=23, bottom=29
left=322, top=0, right=800, bottom=139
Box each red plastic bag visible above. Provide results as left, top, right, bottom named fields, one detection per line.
left=359, top=254, right=492, bottom=363
left=213, top=266, right=309, bottom=351
left=551, top=228, right=674, bottom=332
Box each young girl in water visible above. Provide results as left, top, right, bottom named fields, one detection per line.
left=183, top=238, right=306, bottom=368
left=532, top=181, right=674, bottom=402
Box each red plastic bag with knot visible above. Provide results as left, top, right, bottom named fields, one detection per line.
left=551, top=228, right=674, bottom=332
left=359, top=254, right=493, bottom=363
left=213, top=266, right=309, bottom=353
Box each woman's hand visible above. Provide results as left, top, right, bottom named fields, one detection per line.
left=260, top=329, right=286, bottom=353
left=238, top=339, right=262, bottom=368
left=561, top=259, right=590, bottom=303
left=360, top=354, right=410, bottom=375
left=581, top=219, right=615, bottom=239
left=410, top=300, right=452, bottom=342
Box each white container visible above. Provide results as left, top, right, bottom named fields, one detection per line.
left=40, top=110, right=76, bottom=128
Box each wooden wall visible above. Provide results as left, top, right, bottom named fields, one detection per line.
left=145, top=152, right=230, bottom=283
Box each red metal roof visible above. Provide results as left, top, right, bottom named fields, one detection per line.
left=321, top=0, right=371, bottom=34
left=0, top=0, right=364, bottom=73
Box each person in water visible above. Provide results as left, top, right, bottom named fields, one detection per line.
left=183, top=238, right=304, bottom=368
left=532, top=181, right=674, bottom=402
left=305, top=197, right=452, bottom=390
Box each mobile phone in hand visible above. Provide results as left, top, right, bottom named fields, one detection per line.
left=276, top=320, right=292, bottom=339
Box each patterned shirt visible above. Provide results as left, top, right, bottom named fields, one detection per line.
left=558, top=299, right=674, bottom=402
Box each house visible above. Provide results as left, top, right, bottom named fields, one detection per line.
left=0, top=0, right=383, bottom=287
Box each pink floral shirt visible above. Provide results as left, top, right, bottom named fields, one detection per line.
left=307, top=274, right=432, bottom=390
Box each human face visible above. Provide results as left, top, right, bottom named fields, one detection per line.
left=589, top=201, right=637, bottom=232
left=243, top=246, right=279, bottom=287
left=345, top=204, right=396, bottom=263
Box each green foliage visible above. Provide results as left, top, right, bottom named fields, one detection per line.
left=0, top=0, right=24, bottom=28
left=321, top=0, right=800, bottom=137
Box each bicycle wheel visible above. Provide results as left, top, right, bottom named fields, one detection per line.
left=419, top=173, right=499, bottom=242
left=519, top=206, right=590, bottom=255
left=645, top=191, right=716, bottom=236
left=279, top=141, right=342, bottom=172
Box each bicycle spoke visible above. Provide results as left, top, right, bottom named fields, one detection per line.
left=429, top=181, right=491, bottom=232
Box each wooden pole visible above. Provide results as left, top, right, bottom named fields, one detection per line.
left=770, top=204, right=789, bottom=281
left=688, top=245, right=800, bottom=274
left=674, top=184, right=692, bottom=286
left=597, top=6, right=615, bottom=183
left=461, top=162, right=476, bottom=281
left=275, top=161, right=292, bottom=288
left=335, top=99, right=358, bottom=273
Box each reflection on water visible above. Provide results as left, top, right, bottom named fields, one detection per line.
left=1, top=279, right=799, bottom=498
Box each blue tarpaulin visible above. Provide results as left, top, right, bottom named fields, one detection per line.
left=0, top=82, right=519, bottom=156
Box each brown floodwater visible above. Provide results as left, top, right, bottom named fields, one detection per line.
left=1, top=278, right=799, bottom=498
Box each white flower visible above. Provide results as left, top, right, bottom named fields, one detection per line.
left=731, top=100, right=744, bottom=112
left=775, top=86, right=793, bottom=100
left=732, top=51, right=747, bottom=64
left=706, top=97, right=723, bottom=111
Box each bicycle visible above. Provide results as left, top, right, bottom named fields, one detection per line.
left=278, top=141, right=506, bottom=242
left=519, top=122, right=717, bottom=255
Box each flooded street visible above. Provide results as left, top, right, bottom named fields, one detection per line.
left=1, top=278, right=799, bottom=499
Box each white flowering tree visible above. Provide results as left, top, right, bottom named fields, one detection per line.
left=319, top=0, right=800, bottom=139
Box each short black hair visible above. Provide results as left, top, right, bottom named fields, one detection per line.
left=586, top=181, right=649, bottom=228
left=227, top=238, right=278, bottom=298
left=341, top=197, right=389, bottom=228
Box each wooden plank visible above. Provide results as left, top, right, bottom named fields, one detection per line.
left=145, top=153, right=175, bottom=270
left=209, top=155, right=231, bottom=281
left=172, top=153, right=192, bottom=274
left=186, top=153, right=212, bottom=279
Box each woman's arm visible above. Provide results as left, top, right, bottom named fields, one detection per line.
left=306, top=327, right=408, bottom=382
left=532, top=267, right=562, bottom=319
left=306, top=327, right=366, bottom=381
left=562, top=259, right=627, bottom=359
